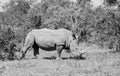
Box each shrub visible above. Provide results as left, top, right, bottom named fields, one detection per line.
left=0, top=25, right=19, bottom=60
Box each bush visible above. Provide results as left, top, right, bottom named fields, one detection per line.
left=1, top=0, right=120, bottom=61
left=0, top=25, right=19, bottom=60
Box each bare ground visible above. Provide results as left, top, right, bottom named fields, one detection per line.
left=0, top=43, right=120, bottom=76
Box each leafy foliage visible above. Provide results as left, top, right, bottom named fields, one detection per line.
left=0, top=0, right=120, bottom=60
left=0, top=25, right=17, bottom=60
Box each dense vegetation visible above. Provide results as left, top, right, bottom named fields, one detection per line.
left=0, top=0, right=120, bottom=60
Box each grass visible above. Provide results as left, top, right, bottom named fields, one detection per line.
left=0, top=43, right=120, bottom=76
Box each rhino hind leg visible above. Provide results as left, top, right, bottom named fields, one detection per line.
left=32, top=42, right=39, bottom=58
left=21, top=35, right=34, bottom=59
left=56, top=45, right=64, bottom=60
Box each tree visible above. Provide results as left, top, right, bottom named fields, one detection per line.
left=1, top=0, right=30, bottom=26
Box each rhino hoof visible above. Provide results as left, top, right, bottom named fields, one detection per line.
left=32, top=56, right=38, bottom=59
left=56, top=57, right=61, bottom=61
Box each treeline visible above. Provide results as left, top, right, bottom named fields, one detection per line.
left=0, top=0, right=120, bottom=60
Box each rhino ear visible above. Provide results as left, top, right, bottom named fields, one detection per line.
left=72, top=34, right=77, bottom=40
left=72, top=33, right=79, bottom=44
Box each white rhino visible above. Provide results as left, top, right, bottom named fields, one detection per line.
left=20, top=28, right=80, bottom=60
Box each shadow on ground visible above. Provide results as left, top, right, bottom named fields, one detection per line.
left=109, top=50, right=120, bottom=54
left=43, top=55, right=86, bottom=60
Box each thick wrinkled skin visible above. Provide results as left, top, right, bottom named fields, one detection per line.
left=20, top=28, right=79, bottom=60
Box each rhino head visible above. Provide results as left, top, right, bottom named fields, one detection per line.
left=66, top=33, right=79, bottom=53
left=68, top=33, right=86, bottom=58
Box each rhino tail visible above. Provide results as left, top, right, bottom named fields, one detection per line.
left=24, top=33, right=35, bottom=47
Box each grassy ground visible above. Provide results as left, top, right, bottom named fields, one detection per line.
left=0, top=43, right=120, bottom=76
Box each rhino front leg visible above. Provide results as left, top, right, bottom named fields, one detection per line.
left=56, top=45, right=64, bottom=60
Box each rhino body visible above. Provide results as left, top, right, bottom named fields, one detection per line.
left=21, top=28, right=79, bottom=59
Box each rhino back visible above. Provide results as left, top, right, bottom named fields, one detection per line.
left=30, top=28, right=71, bottom=48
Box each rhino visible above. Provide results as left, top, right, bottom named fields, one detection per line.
left=20, top=28, right=80, bottom=60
